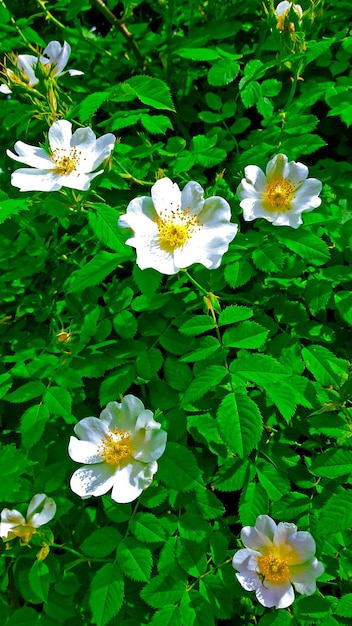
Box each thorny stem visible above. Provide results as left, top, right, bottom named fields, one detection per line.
left=90, top=0, right=148, bottom=70
left=35, top=0, right=66, bottom=30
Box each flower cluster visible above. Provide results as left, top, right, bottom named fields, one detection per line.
left=275, top=1, right=303, bottom=31
left=233, top=515, right=324, bottom=609
left=0, top=494, right=56, bottom=544
left=68, top=394, right=167, bottom=504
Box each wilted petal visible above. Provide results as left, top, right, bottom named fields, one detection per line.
left=0, top=508, right=26, bottom=540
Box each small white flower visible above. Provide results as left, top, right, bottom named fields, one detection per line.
left=0, top=494, right=56, bottom=543
left=232, top=515, right=324, bottom=609
left=68, top=395, right=167, bottom=504
left=7, top=120, right=116, bottom=192
left=118, top=177, right=238, bottom=275
left=0, top=41, right=83, bottom=94
left=237, top=153, right=322, bottom=229
left=275, top=2, right=303, bottom=30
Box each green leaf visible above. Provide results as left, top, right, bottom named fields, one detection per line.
left=179, top=589, right=213, bottom=626
left=182, top=365, right=228, bottom=405
left=117, top=537, right=152, bottom=582
left=141, top=573, right=187, bottom=609
left=179, top=315, right=215, bottom=336
left=113, top=310, right=138, bottom=339
left=302, top=345, right=348, bottom=387
left=271, top=493, right=312, bottom=520
left=177, top=48, right=219, bottom=61
left=81, top=527, right=121, bottom=557
left=20, top=404, right=50, bottom=449
left=164, top=357, right=192, bottom=391
left=335, top=594, right=352, bottom=618
left=218, top=305, right=253, bottom=326
left=264, top=381, right=297, bottom=421
left=176, top=538, right=207, bottom=576
left=335, top=291, right=352, bottom=325
left=276, top=229, right=330, bottom=265
left=305, top=277, right=332, bottom=315
left=141, top=114, right=173, bottom=134
left=158, top=442, right=201, bottom=491
left=0, top=444, right=33, bottom=500
left=79, top=91, right=110, bottom=122
left=43, top=386, right=72, bottom=418
left=89, top=563, right=124, bottom=626
left=229, top=353, right=289, bottom=385
left=194, top=489, right=225, bottom=519
left=217, top=393, right=262, bottom=458
left=208, top=58, right=240, bottom=86
left=88, top=204, right=130, bottom=254
left=318, top=489, right=352, bottom=535
left=129, top=512, right=166, bottom=543
left=310, top=448, right=352, bottom=478
left=180, top=336, right=220, bottom=362
left=69, top=251, right=127, bottom=293
left=256, top=461, right=291, bottom=501
left=222, top=321, right=268, bottom=349
left=136, top=348, right=163, bottom=379
left=212, top=458, right=251, bottom=492
left=0, top=197, right=29, bottom=224
left=121, top=76, right=175, bottom=111
left=28, top=560, right=50, bottom=603
left=252, top=244, right=284, bottom=273
left=5, top=607, right=40, bottom=626
left=4, top=380, right=46, bottom=403
left=150, top=606, right=183, bottom=626
left=239, top=482, right=268, bottom=526
left=224, top=259, right=255, bottom=288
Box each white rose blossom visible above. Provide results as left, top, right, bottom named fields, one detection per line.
left=232, top=515, right=324, bottom=609
left=68, top=395, right=167, bottom=504
left=0, top=494, right=56, bottom=543
left=0, top=40, right=83, bottom=94
left=237, top=153, right=322, bottom=229
left=118, top=177, right=238, bottom=275
left=275, top=2, right=303, bottom=31
left=7, top=119, right=116, bottom=192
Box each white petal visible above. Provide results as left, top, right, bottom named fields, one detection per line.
left=7, top=142, right=53, bottom=169
left=87, top=133, right=116, bottom=171
left=71, top=126, right=96, bottom=153
left=232, top=548, right=261, bottom=573
left=174, top=223, right=237, bottom=270
left=70, top=464, right=116, bottom=498
left=110, top=459, right=157, bottom=503
left=66, top=69, right=84, bottom=76
left=273, top=521, right=297, bottom=547
left=276, top=1, right=291, bottom=16
left=285, top=160, right=309, bottom=185
left=0, top=85, right=12, bottom=94
left=68, top=436, right=102, bottom=464
left=42, top=41, right=70, bottom=76
left=271, top=212, right=302, bottom=228
left=242, top=165, right=267, bottom=193
left=291, top=558, right=324, bottom=595
left=241, top=515, right=277, bottom=551
left=73, top=416, right=109, bottom=445
left=266, top=154, right=288, bottom=182
left=151, top=177, right=182, bottom=217
left=198, top=195, right=232, bottom=226
left=240, top=198, right=268, bottom=221
left=118, top=197, right=157, bottom=234
left=180, top=180, right=204, bottom=214
left=132, top=234, right=177, bottom=274
left=0, top=508, right=26, bottom=540
left=108, top=395, right=146, bottom=431
left=27, top=494, right=56, bottom=528
left=285, top=530, right=316, bottom=563
left=256, top=581, right=295, bottom=609
left=17, top=54, right=38, bottom=86
left=132, top=413, right=167, bottom=463
left=48, top=120, right=73, bottom=150
left=293, top=178, right=322, bottom=205
left=10, top=168, right=62, bottom=192
left=57, top=170, right=101, bottom=191
left=236, top=572, right=261, bottom=592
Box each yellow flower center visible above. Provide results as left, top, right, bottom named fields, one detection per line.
left=263, top=178, right=296, bottom=212
left=155, top=205, right=200, bottom=252
left=257, top=551, right=291, bottom=585
left=51, top=147, right=81, bottom=175
left=98, top=426, right=132, bottom=466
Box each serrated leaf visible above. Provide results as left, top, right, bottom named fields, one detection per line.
left=88, top=204, right=129, bottom=253
left=81, top=527, right=121, bottom=557
left=180, top=336, right=220, bottom=362
left=208, top=58, right=239, bottom=86
left=0, top=197, right=29, bottom=224
left=129, top=512, right=166, bottom=543
left=158, top=442, right=201, bottom=491
left=224, top=259, right=255, bottom=288
left=239, top=482, right=268, bottom=526
left=79, top=91, right=110, bottom=122
left=177, top=48, right=219, bottom=61
left=302, top=345, right=348, bottom=387
left=179, top=315, right=215, bottom=336
left=150, top=605, right=183, bottom=626
left=252, top=244, right=284, bottom=273
left=194, top=489, right=225, bottom=519
left=217, top=393, right=262, bottom=458
left=212, top=458, right=251, bottom=492
left=4, top=380, right=46, bottom=403
left=229, top=353, right=289, bottom=385
left=305, top=277, right=332, bottom=315
left=276, top=229, right=330, bottom=265
left=318, top=490, right=352, bottom=535
left=122, top=76, right=175, bottom=111
left=271, top=492, right=310, bottom=520
left=335, top=594, right=352, bottom=618
left=140, top=574, right=186, bottom=609
left=256, top=461, right=291, bottom=501
left=141, top=114, right=173, bottom=134
left=20, top=404, right=50, bottom=449
left=43, top=386, right=72, bottom=417
left=0, top=444, right=32, bottom=499
left=335, top=291, right=352, bottom=325
left=218, top=305, right=253, bottom=326
left=117, top=537, right=152, bottom=582
left=264, top=381, right=297, bottom=421
left=177, top=538, right=207, bottom=576
left=89, top=564, right=124, bottom=626
left=136, top=348, right=163, bottom=379
left=222, top=321, right=268, bottom=349
left=310, top=449, right=352, bottom=479
left=182, top=365, right=228, bottom=405
left=28, top=560, right=50, bottom=602
left=282, top=133, right=327, bottom=157
left=69, top=251, right=128, bottom=293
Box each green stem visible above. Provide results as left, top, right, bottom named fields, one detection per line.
left=180, top=269, right=208, bottom=296
left=51, top=542, right=111, bottom=562
left=36, top=0, right=66, bottom=29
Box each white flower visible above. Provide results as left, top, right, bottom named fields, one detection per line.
left=68, top=395, right=167, bottom=504
left=237, top=153, right=322, bottom=229
left=7, top=120, right=116, bottom=192
left=275, top=2, right=303, bottom=30
left=232, top=515, right=324, bottom=609
left=0, top=494, right=56, bottom=543
left=0, top=41, right=83, bottom=94
left=118, top=177, right=238, bottom=275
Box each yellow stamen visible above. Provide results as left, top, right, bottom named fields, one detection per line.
left=263, top=178, right=295, bottom=212
left=51, top=147, right=81, bottom=175
left=257, top=552, right=290, bottom=585
left=155, top=205, right=200, bottom=252
left=98, top=426, right=132, bottom=466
